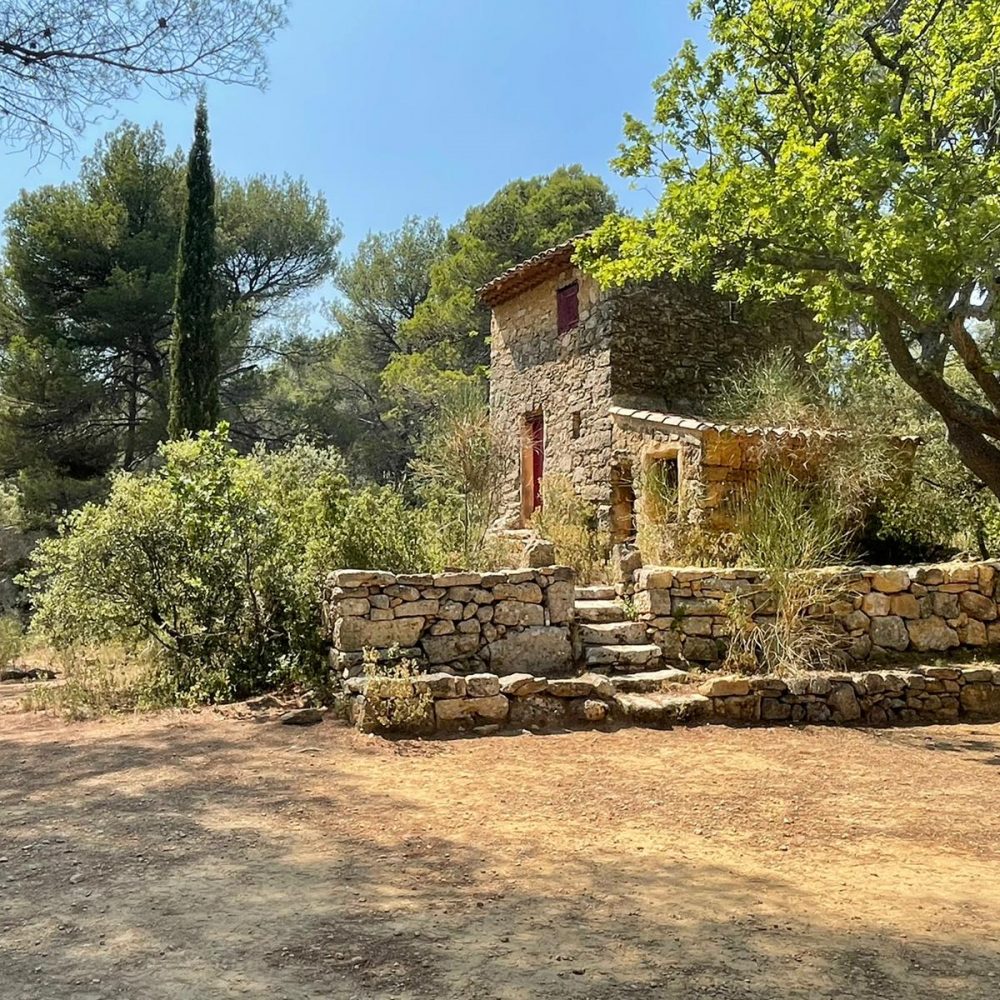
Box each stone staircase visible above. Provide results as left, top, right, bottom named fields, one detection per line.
left=574, top=586, right=663, bottom=674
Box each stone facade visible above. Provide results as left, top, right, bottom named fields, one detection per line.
left=323, top=567, right=575, bottom=678
left=634, top=561, right=1000, bottom=668
left=483, top=240, right=816, bottom=532
left=344, top=663, right=1000, bottom=734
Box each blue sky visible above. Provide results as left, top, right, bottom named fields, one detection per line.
left=1, top=1, right=706, bottom=268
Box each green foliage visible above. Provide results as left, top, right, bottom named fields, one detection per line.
left=1, top=121, right=339, bottom=516
left=354, top=646, right=434, bottom=735
left=169, top=100, right=220, bottom=439
left=580, top=1, right=1000, bottom=496
left=23, top=428, right=443, bottom=703
left=405, top=166, right=616, bottom=370
left=530, top=475, right=610, bottom=584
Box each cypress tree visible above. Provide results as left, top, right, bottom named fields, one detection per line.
left=168, top=98, right=218, bottom=439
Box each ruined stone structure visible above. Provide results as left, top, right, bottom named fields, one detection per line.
left=480, top=235, right=817, bottom=538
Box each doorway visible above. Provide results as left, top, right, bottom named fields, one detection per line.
left=521, top=411, right=544, bottom=522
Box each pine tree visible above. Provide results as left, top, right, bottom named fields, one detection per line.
left=168, top=98, right=219, bottom=439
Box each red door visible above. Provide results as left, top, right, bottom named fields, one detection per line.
left=526, top=412, right=544, bottom=512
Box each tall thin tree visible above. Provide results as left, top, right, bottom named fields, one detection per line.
left=169, top=99, right=219, bottom=439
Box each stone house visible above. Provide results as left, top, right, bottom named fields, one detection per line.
left=479, top=235, right=821, bottom=542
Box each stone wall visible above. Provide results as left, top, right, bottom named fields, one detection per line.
left=488, top=266, right=613, bottom=524
left=324, top=567, right=575, bottom=678
left=635, top=561, right=1000, bottom=668
left=344, top=664, right=1000, bottom=734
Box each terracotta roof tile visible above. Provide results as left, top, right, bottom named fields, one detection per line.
left=476, top=232, right=591, bottom=307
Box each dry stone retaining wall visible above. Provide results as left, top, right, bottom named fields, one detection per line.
left=635, top=561, right=1000, bottom=669
left=343, top=664, right=1000, bottom=734
left=323, top=567, right=575, bottom=677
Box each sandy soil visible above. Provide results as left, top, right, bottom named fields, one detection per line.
left=1, top=705, right=999, bottom=1000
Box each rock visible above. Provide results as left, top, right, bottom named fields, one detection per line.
left=889, top=594, right=921, bottom=619
left=421, top=633, right=480, bottom=665
left=331, top=569, right=396, bottom=588
left=699, top=676, right=751, bottom=698
left=547, top=677, right=597, bottom=698
left=683, top=637, right=721, bottom=663
left=960, top=683, right=1000, bottom=716
left=870, top=615, right=909, bottom=651
left=524, top=538, right=555, bottom=567
left=487, top=627, right=573, bottom=676
left=907, top=616, right=960, bottom=652
left=508, top=693, right=568, bottom=728
left=493, top=600, right=545, bottom=627
left=578, top=671, right=615, bottom=699
left=280, top=708, right=325, bottom=726
left=413, top=673, right=466, bottom=699
left=931, top=592, right=960, bottom=618
left=761, top=698, right=792, bottom=721
left=576, top=698, right=609, bottom=722
left=546, top=580, right=575, bottom=625
left=334, top=616, right=424, bottom=653
left=499, top=673, right=548, bottom=697
left=434, top=698, right=478, bottom=722
left=828, top=683, right=861, bottom=722
left=335, top=597, right=370, bottom=617
left=861, top=592, right=891, bottom=617
left=493, top=582, right=543, bottom=603
left=465, top=673, right=501, bottom=698
left=842, top=610, right=870, bottom=632
left=958, top=620, right=988, bottom=646
left=434, top=572, right=482, bottom=587
left=871, top=570, right=909, bottom=594
left=470, top=694, right=509, bottom=722
left=959, top=590, right=998, bottom=621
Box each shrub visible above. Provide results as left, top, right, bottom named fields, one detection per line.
left=354, top=646, right=433, bottom=735
left=23, top=427, right=445, bottom=703
left=529, top=475, right=610, bottom=583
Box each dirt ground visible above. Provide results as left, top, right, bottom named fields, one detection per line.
left=1, top=703, right=1000, bottom=1000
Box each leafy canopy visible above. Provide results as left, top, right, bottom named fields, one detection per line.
left=580, top=0, right=1000, bottom=496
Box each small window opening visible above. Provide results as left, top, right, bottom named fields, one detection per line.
left=727, top=300, right=740, bottom=324
left=556, top=282, right=580, bottom=333
left=571, top=411, right=582, bottom=439
left=646, top=456, right=681, bottom=521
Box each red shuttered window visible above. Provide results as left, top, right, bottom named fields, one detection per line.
left=556, top=282, right=579, bottom=333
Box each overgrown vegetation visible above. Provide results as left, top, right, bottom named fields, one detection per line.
left=353, top=646, right=433, bottom=735
left=530, top=475, right=610, bottom=584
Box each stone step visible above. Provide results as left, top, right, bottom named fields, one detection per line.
left=584, top=643, right=663, bottom=670
left=611, top=668, right=693, bottom=694
left=578, top=620, right=648, bottom=646
left=574, top=599, right=626, bottom=624
left=575, top=585, right=616, bottom=601
left=614, top=691, right=711, bottom=726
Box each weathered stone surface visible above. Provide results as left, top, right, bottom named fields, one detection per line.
left=434, top=572, right=482, bottom=587
left=332, top=569, right=396, bottom=588
left=959, top=590, right=997, bottom=621
left=524, top=538, right=556, bottom=567
left=487, top=627, right=573, bottom=676
left=546, top=580, right=575, bottom=625
left=498, top=673, right=548, bottom=697
left=861, top=592, right=891, bottom=617
left=493, top=582, right=543, bottom=603
left=421, top=633, right=480, bottom=665
left=413, top=673, right=465, bottom=698
left=870, top=615, right=909, bottom=651
left=465, top=673, right=501, bottom=698
left=493, top=600, right=546, bottom=627
left=889, top=594, right=921, bottom=619
left=699, top=676, right=751, bottom=698
left=907, top=616, right=960, bottom=652
left=335, top=597, right=370, bottom=617
left=508, top=693, right=568, bottom=728
left=434, top=697, right=478, bottom=722
left=871, top=570, right=909, bottom=593
left=470, top=694, right=509, bottom=721
left=961, top=683, right=1000, bottom=715
left=828, top=683, right=861, bottom=722
left=334, top=616, right=425, bottom=653
left=547, top=677, right=598, bottom=698
left=683, top=637, right=720, bottom=662
left=931, top=592, right=960, bottom=618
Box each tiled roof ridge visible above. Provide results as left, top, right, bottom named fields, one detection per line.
left=476, top=230, right=593, bottom=305
left=609, top=404, right=920, bottom=444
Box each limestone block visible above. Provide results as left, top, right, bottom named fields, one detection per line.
left=508, top=693, right=568, bottom=728
left=403, top=599, right=440, bottom=618
left=960, top=683, right=1000, bottom=717
left=332, top=569, right=396, bottom=588
left=828, top=683, right=861, bottom=722
left=931, top=592, right=960, bottom=618
left=861, top=592, right=891, bottom=617
left=683, top=637, right=720, bottom=662
left=458, top=619, right=481, bottom=634
left=386, top=585, right=421, bottom=601
left=334, top=616, right=425, bottom=653
left=546, top=581, right=575, bottom=625
left=421, top=633, right=480, bottom=665
left=889, top=594, right=921, bottom=619
left=958, top=620, right=988, bottom=646
left=434, top=572, right=482, bottom=587
left=370, top=609, right=394, bottom=622
left=487, top=626, right=573, bottom=676
left=869, top=615, right=909, bottom=651
left=761, top=698, right=792, bottom=721
left=699, top=676, right=751, bottom=697
left=438, top=600, right=465, bottom=621
left=429, top=620, right=455, bottom=636
left=635, top=568, right=674, bottom=590
left=336, top=598, right=370, bottom=617
left=499, top=673, right=548, bottom=697
left=494, top=600, right=545, bottom=627
left=907, top=617, right=960, bottom=652
left=434, top=698, right=479, bottom=722
left=493, top=582, right=543, bottom=603
left=959, top=590, right=998, bottom=621
left=413, top=673, right=466, bottom=699
left=842, top=610, right=870, bottom=632
left=870, top=570, right=909, bottom=594
left=633, top=589, right=671, bottom=615
left=465, top=673, right=501, bottom=698
left=681, top=616, right=714, bottom=637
